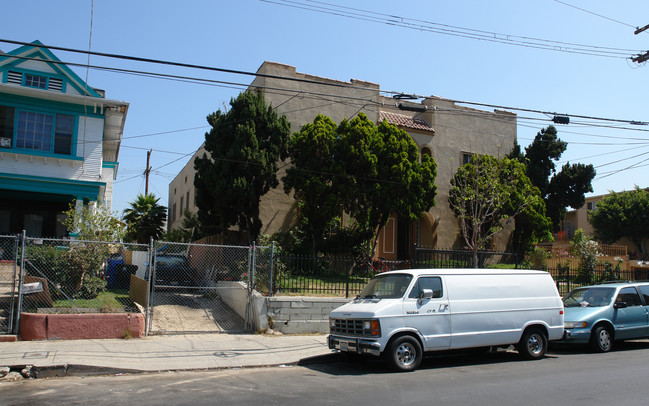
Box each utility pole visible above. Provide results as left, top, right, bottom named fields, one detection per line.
left=144, top=149, right=152, bottom=195
left=632, top=23, right=649, bottom=63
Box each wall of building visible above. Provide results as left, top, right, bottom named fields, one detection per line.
left=251, top=62, right=382, bottom=236
left=167, top=146, right=203, bottom=232
left=168, top=62, right=518, bottom=254
left=378, top=97, right=517, bottom=250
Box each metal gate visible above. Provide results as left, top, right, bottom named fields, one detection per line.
left=147, top=241, right=273, bottom=334
left=0, top=235, right=19, bottom=334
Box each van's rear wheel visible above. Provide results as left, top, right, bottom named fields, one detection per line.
left=384, top=335, right=422, bottom=372
left=517, top=328, right=548, bottom=360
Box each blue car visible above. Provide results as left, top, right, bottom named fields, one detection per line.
left=561, top=282, right=649, bottom=352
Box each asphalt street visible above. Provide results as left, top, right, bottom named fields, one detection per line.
left=2, top=341, right=649, bottom=406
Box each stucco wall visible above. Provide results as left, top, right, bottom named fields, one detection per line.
left=20, top=312, right=145, bottom=341
left=168, top=62, right=518, bottom=253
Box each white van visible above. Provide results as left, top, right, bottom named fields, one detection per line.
left=328, top=268, right=564, bottom=371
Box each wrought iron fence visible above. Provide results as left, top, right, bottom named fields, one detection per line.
left=545, top=262, right=630, bottom=296
left=413, top=247, right=520, bottom=269
left=268, top=254, right=412, bottom=298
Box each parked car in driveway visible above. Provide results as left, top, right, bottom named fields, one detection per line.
left=561, top=282, right=649, bottom=352
left=147, top=254, right=199, bottom=288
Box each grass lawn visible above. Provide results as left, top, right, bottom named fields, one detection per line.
left=51, top=289, right=137, bottom=313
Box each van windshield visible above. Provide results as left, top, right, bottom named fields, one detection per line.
left=563, top=287, right=615, bottom=308
left=358, top=274, right=413, bottom=299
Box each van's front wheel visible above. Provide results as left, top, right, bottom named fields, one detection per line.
left=384, top=335, right=422, bottom=372
left=517, top=328, right=548, bottom=360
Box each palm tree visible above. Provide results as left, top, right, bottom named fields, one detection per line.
left=123, top=194, right=167, bottom=244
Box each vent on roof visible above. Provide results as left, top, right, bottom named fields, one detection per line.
left=49, top=77, right=63, bottom=91
left=413, top=118, right=430, bottom=127
left=7, top=71, right=22, bottom=85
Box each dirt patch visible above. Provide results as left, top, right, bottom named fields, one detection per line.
left=149, top=291, right=245, bottom=333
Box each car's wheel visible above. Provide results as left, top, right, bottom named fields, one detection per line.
left=590, top=325, right=613, bottom=353
left=517, top=328, right=548, bottom=360
left=384, top=335, right=422, bottom=372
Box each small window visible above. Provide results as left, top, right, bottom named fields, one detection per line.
left=616, top=287, right=642, bottom=307
left=186, top=191, right=190, bottom=210
left=54, top=114, right=73, bottom=154
left=25, top=74, right=48, bottom=89
left=409, top=276, right=443, bottom=299
left=462, top=152, right=473, bottom=165
left=638, top=286, right=649, bottom=304
left=0, top=106, right=14, bottom=148
left=587, top=202, right=596, bottom=211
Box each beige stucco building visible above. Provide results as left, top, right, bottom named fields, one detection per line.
left=168, top=62, right=517, bottom=259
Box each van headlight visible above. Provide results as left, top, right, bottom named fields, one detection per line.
left=330, top=319, right=336, bottom=328
left=565, top=321, right=587, bottom=329
left=363, top=319, right=381, bottom=337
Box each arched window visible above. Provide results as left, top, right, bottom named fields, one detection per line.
left=420, top=147, right=432, bottom=162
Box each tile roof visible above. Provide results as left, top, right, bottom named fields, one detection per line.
left=379, top=111, right=434, bottom=133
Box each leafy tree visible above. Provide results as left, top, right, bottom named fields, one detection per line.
left=449, top=155, right=543, bottom=267
left=58, top=201, right=126, bottom=296
left=283, top=114, right=341, bottom=254
left=508, top=126, right=595, bottom=256
left=510, top=126, right=595, bottom=230
left=284, top=113, right=437, bottom=256
left=589, top=187, right=649, bottom=258
left=162, top=209, right=203, bottom=242
left=123, top=193, right=167, bottom=244
left=194, top=90, right=290, bottom=244
left=571, top=229, right=600, bottom=284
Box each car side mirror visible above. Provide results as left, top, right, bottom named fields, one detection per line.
left=614, top=302, right=627, bottom=309
left=420, top=289, right=434, bottom=300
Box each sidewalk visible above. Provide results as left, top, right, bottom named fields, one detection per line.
left=0, top=333, right=334, bottom=378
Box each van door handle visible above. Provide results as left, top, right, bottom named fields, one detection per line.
left=439, top=304, right=449, bottom=312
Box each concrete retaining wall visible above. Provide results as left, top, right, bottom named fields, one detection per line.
left=19, top=312, right=145, bottom=341
left=215, top=283, right=350, bottom=334
left=265, top=297, right=350, bottom=334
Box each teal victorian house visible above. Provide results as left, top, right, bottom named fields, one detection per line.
left=0, top=41, right=129, bottom=237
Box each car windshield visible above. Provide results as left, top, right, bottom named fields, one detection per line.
left=156, top=256, right=188, bottom=267
left=358, top=273, right=413, bottom=299
left=563, top=287, right=615, bottom=308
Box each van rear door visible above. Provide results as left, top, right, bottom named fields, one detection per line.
left=403, top=276, right=451, bottom=351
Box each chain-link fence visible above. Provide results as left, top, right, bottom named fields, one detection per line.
left=14, top=233, right=629, bottom=337
left=0, top=235, right=19, bottom=334
left=18, top=236, right=144, bottom=317
left=147, top=241, right=257, bottom=334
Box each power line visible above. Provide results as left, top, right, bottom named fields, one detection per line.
left=4, top=39, right=649, bottom=188
left=553, top=0, right=636, bottom=29
left=3, top=41, right=648, bottom=129
left=260, top=0, right=642, bottom=59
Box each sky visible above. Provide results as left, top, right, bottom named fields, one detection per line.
left=3, top=0, right=649, bottom=215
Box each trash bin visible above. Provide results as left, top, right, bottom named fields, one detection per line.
left=113, top=264, right=139, bottom=290
left=105, top=258, right=124, bottom=289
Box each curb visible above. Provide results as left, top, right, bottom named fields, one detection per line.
left=0, top=353, right=340, bottom=379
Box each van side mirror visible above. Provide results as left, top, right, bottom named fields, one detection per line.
left=614, top=302, right=627, bottom=309
left=420, top=289, right=434, bottom=300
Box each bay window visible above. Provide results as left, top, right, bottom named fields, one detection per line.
left=0, top=105, right=74, bottom=155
